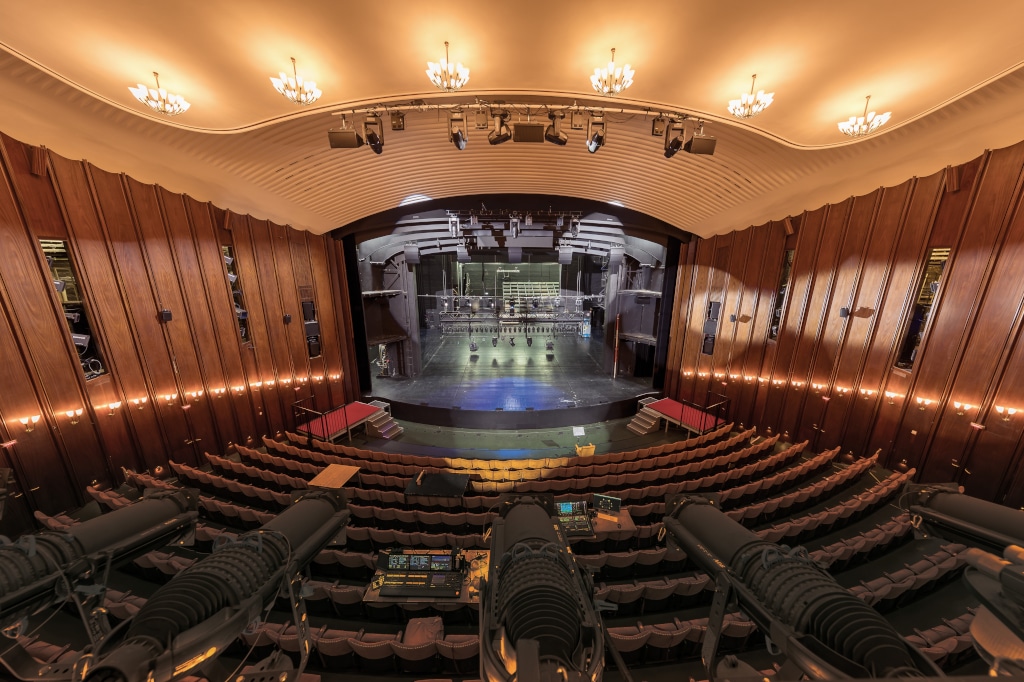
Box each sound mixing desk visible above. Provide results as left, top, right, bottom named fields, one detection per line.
left=364, top=549, right=490, bottom=604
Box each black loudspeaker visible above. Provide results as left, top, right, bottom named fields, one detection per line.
left=707, top=301, right=721, bottom=320
left=403, top=244, right=420, bottom=265
left=703, top=318, right=719, bottom=335
left=159, top=309, right=172, bottom=322
left=304, top=320, right=320, bottom=337
left=283, top=314, right=292, bottom=324
left=307, top=336, right=321, bottom=358
left=684, top=134, right=717, bottom=155
left=701, top=334, right=716, bottom=355
left=301, top=300, right=316, bottom=321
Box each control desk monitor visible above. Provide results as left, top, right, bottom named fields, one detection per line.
left=593, top=494, right=622, bottom=516
left=556, top=500, right=594, bottom=537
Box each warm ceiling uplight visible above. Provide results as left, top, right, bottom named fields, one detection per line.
left=270, top=57, right=322, bottom=106
left=838, top=95, right=891, bottom=137
left=128, top=72, right=190, bottom=116
left=426, top=41, right=470, bottom=93
left=590, top=48, right=634, bottom=97
left=728, top=74, right=774, bottom=119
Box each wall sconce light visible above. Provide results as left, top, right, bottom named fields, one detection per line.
left=860, top=388, right=875, bottom=399
left=835, top=386, right=850, bottom=395
left=744, top=375, right=754, bottom=382
left=163, top=393, right=177, bottom=404
left=811, top=383, right=826, bottom=392
left=791, top=381, right=804, bottom=388
left=298, top=377, right=308, bottom=384
left=232, top=385, right=245, bottom=393
left=698, top=372, right=708, bottom=378
left=19, top=415, right=41, bottom=432
left=107, top=402, right=122, bottom=416
left=250, top=381, right=263, bottom=390
left=772, top=379, right=785, bottom=386
left=211, top=388, right=227, bottom=398
left=916, top=397, right=933, bottom=410
left=264, top=379, right=275, bottom=387
left=65, top=408, right=84, bottom=425
left=130, top=397, right=148, bottom=409
left=188, top=390, right=204, bottom=399
left=729, top=374, right=740, bottom=380
left=995, top=405, right=1017, bottom=421
left=884, top=391, right=897, bottom=405
left=314, top=375, right=325, bottom=383
left=953, top=401, right=974, bottom=416
left=280, top=378, right=292, bottom=385
left=330, top=373, right=341, bottom=381
left=683, top=371, right=693, bottom=377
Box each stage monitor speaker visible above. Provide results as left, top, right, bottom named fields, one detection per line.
left=608, top=246, right=624, bottom=269
left=701, top=334, right=716, bottom=355
left=328, top=129, right=364, bottom=148
left=513, top=123, right=546, bottom=143
left=558, top=246, right=573, bottom=265
left=707, top=301, right=721, bottom=320
left=304, top=320, right=320, bottom=337
left=307, top=336, right=321, bottom=358
left=301, top=300, right=316, bottom=321
left=508, top=247, right=522, bottom=263
left=403, top=244, right=420, bottom=265
left=684, top=134, right=717, bottom=155
left=703, top=318, right=718, bottom=335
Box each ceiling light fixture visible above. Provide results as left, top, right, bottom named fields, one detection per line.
left=586, top=115, right=606, bottom=153
left=544, top=112, right=568, bottom=145
left=590, top=48, right=634, bottom=97
left=838, top=95, right=891, bottom=137
left=728, top=74, right=774, bottom=119
left=128, top=72, right=190, bottom=116
left=488, top=111, right=511, bottom=145
left=427, top=41, right=470, bottom=93
left=448, top=111, right=468, bottom=150
left=664, top=119, right=686, bottom=158
left=362, top=115, right=384, bottom=154
left=270, top=57, right=322, bottom=106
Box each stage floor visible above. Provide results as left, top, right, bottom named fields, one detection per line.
left=369, top=332, right=653, bottom=412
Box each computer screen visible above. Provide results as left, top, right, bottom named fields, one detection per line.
left=557, top=501, right=586, bottom=516
left=593, top=494, right=621, bottom=514
left=430, top=555, right=452, bottom=571
left=409, top=555, right=430, bottom=570
left=387, top=554, right=409, bottom=570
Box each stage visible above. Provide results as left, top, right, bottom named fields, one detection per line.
left=367, top=332, right=657, bottom=429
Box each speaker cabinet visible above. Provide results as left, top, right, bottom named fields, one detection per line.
left=301, top=300, right=316, bottom=321
left=703, top=318, right=719, bottom=335
left=304, top=320, right=320, bottom=337
left=707, top=301, right=721, bottom=319
left=307, top=336, right=321, bottom=358
left=701, top=334, right=716, bottom=355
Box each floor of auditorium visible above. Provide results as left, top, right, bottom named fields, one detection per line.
left=33, top=420, right=994, bottom=680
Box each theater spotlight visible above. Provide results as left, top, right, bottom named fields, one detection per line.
left=569, top=216, right=580, bottom=237
left=448, top=214, right=460, bottom=237
left=469, top=341, right=479, bottom=352
left=362, top=115, right=384, bottom=154
left=448, top=111, right=468, bottom=150
left=544, top=111, right=568, bottom=145
left=664, top=119, right=686, bottom=159
left=509, top=215, right=520, bottom=238
left=586, top=115, right=605, bottom=153
left=492, top=336, right=498, bottom=347
left=526, top=336, right=533, bottom=347
left=488, top=111, right=512, bottom=145
left=546, top=340, right=554, bottom=351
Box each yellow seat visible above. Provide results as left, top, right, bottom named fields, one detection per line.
left=575, top=443, right=596, bottom=457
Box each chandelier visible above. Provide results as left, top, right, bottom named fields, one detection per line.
left=838, top=95, right=891, bottom=137
left=590, top=48, right=634, bottom=96
left=271, top=57, right=322, bottom=105
left=426, top=41, right=470, bottom=93
left=728, top=74, right=774, bottom=119
left=128, top=72, right=190, bottom=116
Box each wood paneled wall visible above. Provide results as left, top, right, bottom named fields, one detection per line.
left=666, top=139, right=1024, bottom=508
left=0, top=133, right=357, bottom=532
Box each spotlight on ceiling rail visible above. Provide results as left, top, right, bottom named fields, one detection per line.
left=586, top=115, right=606, bottom=153
left=544, top=111, right=568, bottom=145
left=492, top=336, right=499, bottom=347
left=488, top=111, right=512, bottom=145
left=362, top=115, right=384, bottom=154
left=664, top=119, right=686, bottom=159
left=449, top=111, right=468, bottom=150
left=570, top=216, right=581, bottom=237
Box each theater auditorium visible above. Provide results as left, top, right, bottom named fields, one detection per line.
left=0, top=3, right=1023, bottom=681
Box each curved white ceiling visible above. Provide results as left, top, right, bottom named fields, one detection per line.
left=1, top=1, right=1023, bottom=237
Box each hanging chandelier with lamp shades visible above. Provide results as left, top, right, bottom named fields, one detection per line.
left=838, top=95, right=891, bottom=137
left=426, top=41, right=470, bottom=93
left=728, top=74, right=774, bottom=119
left=270, top=57, right=322, bottom=105
left=590, top=48, right=634, bottom=97
left=128, top=72, right=190, bottom=116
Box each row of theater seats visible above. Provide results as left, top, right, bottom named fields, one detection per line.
left=905, top=610, right=977, bottom=669
left=205, top=452, right=309, bottom=491
left=848, top=543, right=967, bottom=612
left=279, top=421, right=735, bottom=471
left=263, top=426, right=752, bottom=482
left=169, top=460, right=292, bottom=508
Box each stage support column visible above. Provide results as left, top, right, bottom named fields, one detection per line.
left=603, top=260, right=621, bottom=373
left=397, top=251, right=422, bottom=377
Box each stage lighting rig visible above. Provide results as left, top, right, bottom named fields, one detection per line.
left=586, top=115, right=606, bottom=153
left=509, top=337, right=515, bottom=346
left=664, top=118, right=686, bottom=159
left=469, top=341, right=479, bottom=352
left=448, top=214, right=461, bottom=237
left=544, top=111, right=568, bottom=145
left=569, top=216, right=580, bottom=237
left=492, top=336, right=498, bottom=347
left=488, top=111, right=512, bottom=145
left=0, top=490, right=197, bottom=678
left=81, top=489, right=349, bottom=682
left=480, top=495, right=604, bottom=682
left=509, top=214, right=520, bottom=238
left=362, top=115, right=384, bottom=154
left=662, top=494, right=942, bottom=680
left=449, top=111, right=468, bottom=150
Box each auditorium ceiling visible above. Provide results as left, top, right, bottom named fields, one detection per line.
left=1, top=1, right=1023, bottom=238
